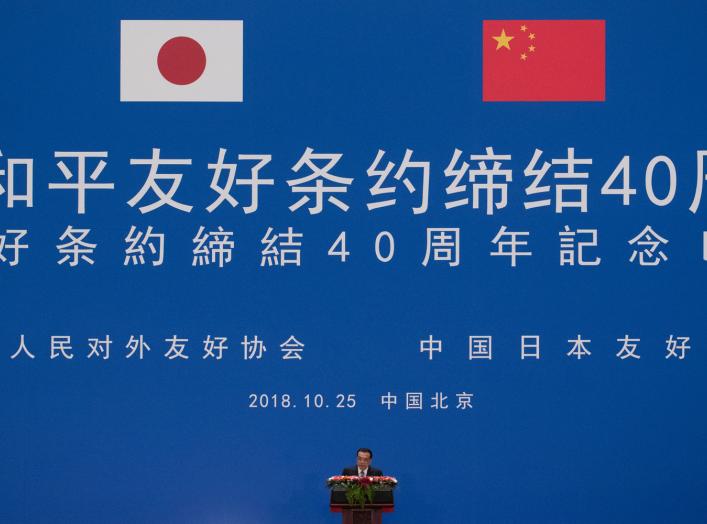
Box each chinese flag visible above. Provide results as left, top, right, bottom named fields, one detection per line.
left=482, top=20, right=605, bottom=102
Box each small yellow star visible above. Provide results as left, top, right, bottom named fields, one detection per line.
left=520, top=53, right=527, bottom=60
left=529, top=45, right=536, bottom=52
left=521, top=25, right=527, bottom=32
left=492, top=29, right=514, bottom=51
left=529, top=33, right=536, bottom=40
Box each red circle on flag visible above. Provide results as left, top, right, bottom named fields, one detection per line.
left=157, top=36, right=207, bottom=85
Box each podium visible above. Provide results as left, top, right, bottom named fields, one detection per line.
left=330, top=487, right=394, bottom=523
left=329, top=504, right=394, bottom=524
left=329, top=477, right=398, bottom=524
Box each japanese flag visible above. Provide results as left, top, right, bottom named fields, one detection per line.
left=120, top=20, right=243, bottom=102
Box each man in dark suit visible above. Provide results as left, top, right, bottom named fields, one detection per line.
left=342, top=448, right=383, bottom=477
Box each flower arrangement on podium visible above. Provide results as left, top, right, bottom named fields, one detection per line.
left=327, top=475, right=398, bottom=508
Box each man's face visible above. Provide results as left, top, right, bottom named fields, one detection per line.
left=356, top=451, right=372, bottom=470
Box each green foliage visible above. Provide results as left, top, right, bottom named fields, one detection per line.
left=344, top=484, right=374, bottom=509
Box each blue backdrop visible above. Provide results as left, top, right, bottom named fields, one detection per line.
left=2, top=1, right=705, bottom=523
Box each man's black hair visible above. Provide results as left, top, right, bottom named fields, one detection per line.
left=357, top=448, right=373, bottom=458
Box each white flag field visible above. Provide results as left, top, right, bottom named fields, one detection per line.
left=120, top=20, right=243, bottom=102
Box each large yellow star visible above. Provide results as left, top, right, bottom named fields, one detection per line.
left=492, top=29, right=514, bottom=51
